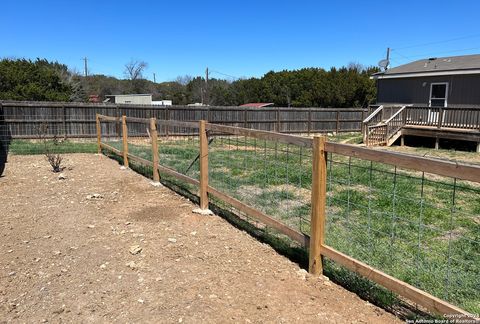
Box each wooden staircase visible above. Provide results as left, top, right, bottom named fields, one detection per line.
left=363, top=105, right=407, bottom=147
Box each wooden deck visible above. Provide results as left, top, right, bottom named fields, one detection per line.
left=363, top=106, right=480, bottom=151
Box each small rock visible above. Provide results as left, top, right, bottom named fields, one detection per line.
left=296, top=269, right=308, bottom=280
left=86, top=193, right=103, bottom=200
left=43, top=235, right=52, bottom=239
left=192, top=208, right=213, bottom=215
left=120, top=166, right=127, bottom=170
left=125, top=221, right=132, bottom=225
left=168, top=238, right=177, bottom=243
left=150, top=181, right=162, bottom=187
left=100, top=264, right=107, bottom=269
left=7, top=249, right=13, bottom=253
left=126, top=261, right=137, bottom=269
left=53, top=251, right=61, bottom=256
left=137, top=299, right=144, bottom=304
left=129, top=245, right=142, bottom=255
left=87, top=224, right=95, bottom=229
left=209, top=294, right=217, bottom=299
left=190, top=231, right=197, bottom=236
left=8, top=271, right=16, bottom=276
left=58, top=173, right=67, bottom=180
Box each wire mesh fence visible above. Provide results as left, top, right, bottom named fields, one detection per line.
left=207, top=132, right=313, bottom=241
left=325, top=153, right=480, bottom=314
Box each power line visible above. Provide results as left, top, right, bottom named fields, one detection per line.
left=392, top=33, right=480, bottom=51
left=209, top=70, right=239, bottom=80
left=392, top=47, right=480, bottom=63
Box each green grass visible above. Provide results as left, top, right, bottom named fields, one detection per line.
left=9, top=139, right=97, bottom=155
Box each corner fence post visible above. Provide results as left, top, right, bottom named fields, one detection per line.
left=199, top=120, right=209, bottom=209
left=122, top=115, right=129, bottom=168
left=96, top=114, right=101, bottom=154
left=309, top=136, right=327, bottom=275
left=150, top=117, right=160, bottom=182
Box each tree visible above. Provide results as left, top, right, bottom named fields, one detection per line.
left=0, top=58, right=73, bottom=101
left=124, top=60, right=148, bottom=93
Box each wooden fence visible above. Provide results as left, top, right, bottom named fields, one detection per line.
left=1, top=100, right=367, bottom=139
left=97, top=113, right=478, bottom=320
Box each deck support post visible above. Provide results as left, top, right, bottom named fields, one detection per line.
left=435, top=137, right=440, bottom=150
left=309, top=136, right=327, bottom=275
left=477, top=142, right=480, bottom=153
left=400, top=135, right=405, bottom=147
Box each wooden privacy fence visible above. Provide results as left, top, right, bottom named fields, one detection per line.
left=96, top=113, right=479, bottom=319
left=1, top=100, right=366, bottom=138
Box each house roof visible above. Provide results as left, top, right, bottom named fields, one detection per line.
left=105, top=94, right=152, bottom=97
left=239, top=103, right=274, bottom=108
left=372, top=54, right=480, bottom=79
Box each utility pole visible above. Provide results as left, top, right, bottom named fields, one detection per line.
left=205, top=67, right=209, bottom=106
left=153, top=73, right=156, bottom=83
left=83, top=57, right=88, bottom=77
left=386, top=47, right=390, bottom=70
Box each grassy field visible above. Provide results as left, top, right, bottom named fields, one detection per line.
left=8, top=136, right=480, bottom=314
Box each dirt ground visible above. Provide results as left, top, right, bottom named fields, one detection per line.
left=0, top=154, right=400, bottom=323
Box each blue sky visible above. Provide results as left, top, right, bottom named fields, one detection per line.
left=1, top=1, right=480, bottom=82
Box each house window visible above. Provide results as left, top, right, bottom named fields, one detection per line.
left=429, top=83, right=448, bottom=107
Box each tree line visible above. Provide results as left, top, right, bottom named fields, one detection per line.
left=0, top=58, right=379, bottom=107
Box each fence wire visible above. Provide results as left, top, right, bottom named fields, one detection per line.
left=325, top=153, right=480, bottom=314
left=207, top=132, right=313, bottom=241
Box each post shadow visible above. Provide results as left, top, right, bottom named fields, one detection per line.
left=0, top=104, right=12, bottom=177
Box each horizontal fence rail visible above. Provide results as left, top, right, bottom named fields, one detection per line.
left=1, top=100, right=366, bottom=139
left=95, top=113, right=479, bottom=320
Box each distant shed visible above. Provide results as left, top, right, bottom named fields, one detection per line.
left=372, top=54, right=480, bottom=107
left=105, top=94, right=152, bottom=105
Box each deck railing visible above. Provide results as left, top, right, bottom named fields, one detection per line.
left=363, top=105, right=480, bottom=146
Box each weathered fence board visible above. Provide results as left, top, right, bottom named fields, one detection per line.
left=1, top=101, right=366, bottom=138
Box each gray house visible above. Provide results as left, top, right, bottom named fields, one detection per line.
left=372, top=54, right=480, bottom=107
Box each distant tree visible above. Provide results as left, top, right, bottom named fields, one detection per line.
left=0, top=58, right=73, bottom=101
left=124, top=60, right=148, bottom=93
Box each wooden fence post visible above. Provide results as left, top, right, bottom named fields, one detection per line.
left=335, top=110, right=340, bottom=134
left=165, top=107, right=170, bottom=138
left=244, top=107, right=248, bottom=128
left=122, top=115, right=129, bottom=168
left=150, top=117, right=160, bottom=182
left=199, top=120, right=209, bottom=209
left=308, top=109, right=312, bottom=135
left=309, top=136, right=327, bottom=275
left=62, top=105, right=67, bottom=139
left=96, top=114, right=101, bottom=154
left=276, top=108, right=281, bottom=133
left=360, top=109, right=365, bottom=134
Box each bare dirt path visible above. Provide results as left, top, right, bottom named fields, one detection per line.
left=0, top=154, right=400, bottom=323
